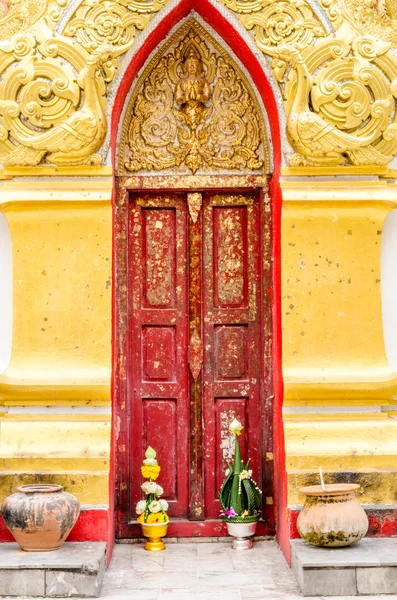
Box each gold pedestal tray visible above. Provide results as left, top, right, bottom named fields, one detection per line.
left=140, top=521, right=168, bottom=552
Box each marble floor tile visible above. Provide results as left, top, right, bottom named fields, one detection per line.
left=163, top=556, right=234, bottom=572
left=122, top=569, right=198, bottom=589
left=131, top=554, right=165, bottom=572
left=159, top=587, right=241, bottom=599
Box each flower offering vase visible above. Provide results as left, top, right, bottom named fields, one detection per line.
left=225, top=519, right=258, bottom=551
left=140, top=522, right=168, bottom=552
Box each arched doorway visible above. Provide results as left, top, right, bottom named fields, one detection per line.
left=111, top=5, right=285, bottom=546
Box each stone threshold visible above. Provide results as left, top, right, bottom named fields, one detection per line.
left=0, top=542, right=106, bottom=597
left=117, top=535, right=271, bottom=544
left=291, top=538, right=397, bottom=596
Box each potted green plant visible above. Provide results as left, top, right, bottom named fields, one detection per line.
left=220, top=419, right=262, bottom=550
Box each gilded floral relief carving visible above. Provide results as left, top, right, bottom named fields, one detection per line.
left=122, top=22, right=268, bottom=175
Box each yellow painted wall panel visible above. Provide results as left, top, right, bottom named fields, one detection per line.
left=0, top=472, right=109, bottom=505
left=285, top=419, right=397, bottom=469
left=282, top=200, right=389, bottom=380
left=0, top=419, right=110, bottom=460
left=0, top=195, right=112, bottom=402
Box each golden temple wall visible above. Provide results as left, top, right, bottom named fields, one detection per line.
left=282, top=172, right=397, bottom=512
left=0, top=172, right=112, bottom=509
left=1, top=0, right=397, bottom=538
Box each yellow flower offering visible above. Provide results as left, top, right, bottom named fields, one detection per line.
left=141, top=464, right=161, bottom=480
left=138, top=512, right=168, bottom=524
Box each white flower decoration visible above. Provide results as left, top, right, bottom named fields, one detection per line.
left=225, top=468, right=230, bottom=476
left=149, top=500, right=161, bottom=513
left=136, top=500, right=146, bottom=515
left=141, top=481, right=158, bottom=495
left=155, top=484, right=164, bottom=497
left=229, top=418, right=244, bottom=436
left=159, top=499, right=169, bottom=511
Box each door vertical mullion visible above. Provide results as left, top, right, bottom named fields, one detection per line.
left=187, top=193, right=205, bottom=520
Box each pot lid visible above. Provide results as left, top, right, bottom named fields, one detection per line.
left=299, top=483, right=360, bottom=496
left=17, top=484, right=64, bottom=494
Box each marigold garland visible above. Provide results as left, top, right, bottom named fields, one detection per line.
left=138, top=512, right=169, bottom=524
left=141, top=464, right=160, bottom=481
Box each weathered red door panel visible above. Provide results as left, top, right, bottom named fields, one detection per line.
left=202, top=193, right=263, bottom=519
left=129, top=194, right=189, bottom=518
left=126, top=190, right=265, bottom=528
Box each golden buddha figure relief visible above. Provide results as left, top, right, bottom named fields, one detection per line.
left=175, top=48, right=211, bottom=105
left=175, top=47, right=211, bottom=132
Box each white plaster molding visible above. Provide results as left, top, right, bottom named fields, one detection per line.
left=381, top=209, right=397, bottom=372
left=0, top=212, right=12, bottom=375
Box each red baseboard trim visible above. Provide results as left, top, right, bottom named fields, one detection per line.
left=0, top=508, right=108, bottom=543
left=289, top=507, right=397, bottom=538
left=117, top=518, right=274, bottom=539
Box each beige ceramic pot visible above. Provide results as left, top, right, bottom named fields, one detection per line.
left=1, top=484, right=80, bottom=552
left=297, top=484, right=368, bottom=547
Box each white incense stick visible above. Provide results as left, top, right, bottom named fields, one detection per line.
left=319, top=466, right=326, bottom=491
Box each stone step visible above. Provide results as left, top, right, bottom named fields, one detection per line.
left=291, top=538, right=397, bottom=596
left=0, top=542, right=106, bottom=597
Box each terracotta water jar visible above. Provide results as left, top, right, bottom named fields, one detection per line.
left=297, top=483, right=369, bottom=547
left=1, top=484, right=80, bottom=552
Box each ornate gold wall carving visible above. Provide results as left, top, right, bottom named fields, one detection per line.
left=63, top=0, right=166, bottom=56
left=0, top=0, right=396, bottom=168
left=0, top=0, right=66, bottom=40
left=121, top=22, right=267, bottom=175
left=220, top=0, right=327, bottom=49
left=322, top=0, right=397, bottom=45
left=266, top=36, right=397, bottom=166
left=0, top=0, right=168, bottom=167
left=225, top=0, right=397, bottom=166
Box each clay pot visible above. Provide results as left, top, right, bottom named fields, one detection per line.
left=1, top=484, right=80, bottom=552
left=297, top=484, right=368, bottom=547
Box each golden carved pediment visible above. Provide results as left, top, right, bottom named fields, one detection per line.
left=119, top=20, right=269, bottom=175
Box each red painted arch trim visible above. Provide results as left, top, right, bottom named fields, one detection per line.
left=110, top=0, right=282, bottom=176
left=110, top=0, right=286, bottom=560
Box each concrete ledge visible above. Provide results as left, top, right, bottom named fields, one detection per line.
left=291, top=538, right=397, bottom=596
left=0, top=542, right=106, bottom=597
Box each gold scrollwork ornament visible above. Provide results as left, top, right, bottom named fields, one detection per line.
left=63, top=0, right=169, bottom=56
left=263, top=34, right=397, bottom=166
left=220, top=0, right=327, bottom=49
left=0, top=28, right=116, bottom=167
left=322, top=0, right=397, bottom=46
left=0, top=0, right=67, bottom=41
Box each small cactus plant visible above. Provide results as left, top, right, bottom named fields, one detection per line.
left=220, top=419, right=262, bottom=523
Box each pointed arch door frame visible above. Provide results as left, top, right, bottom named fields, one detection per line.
left=109, top=0, right=287, bottom=558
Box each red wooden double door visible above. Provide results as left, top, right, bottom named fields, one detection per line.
left=125, top=189, right=270, bottom=528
